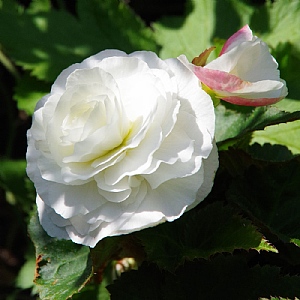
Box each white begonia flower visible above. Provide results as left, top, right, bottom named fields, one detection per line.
left=179, top=25, right=288, bottom=106
left=26, top=50, right=218, bottom=247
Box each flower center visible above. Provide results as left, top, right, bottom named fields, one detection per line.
left=60, top=91, right=131, bottom=164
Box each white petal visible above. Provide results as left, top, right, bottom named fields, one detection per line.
left=66, top=180, right=148, bottom=247
left=37, top=195, right=70, bottom=240
left=84, top=202, right=124, bottom=223
left=103, top=121, right=163, bottom=185
left=187, top=141, right=219, bottom=211
left=143, top=127, right=196, bottom=189
left=130, top=51, right=173, bottom=74
left=117, top=170, right=204, bottom=233
left=220, top=79, right=286, bottom=99
left=37, top=181, right=105, bottom=219
left=169, top=57, right=216, bottom=137
left=69, top=214, right=91, bottom=236
left=229, top=40, right=280, bottom=81
left=51, top=49, right=127, bottom=95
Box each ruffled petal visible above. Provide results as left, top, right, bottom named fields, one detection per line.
left=219, top=24, right=253, bottom=55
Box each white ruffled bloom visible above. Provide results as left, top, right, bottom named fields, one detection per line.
left=26, top=50, right=218, bottom=247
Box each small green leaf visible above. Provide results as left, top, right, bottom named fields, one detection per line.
left=28, top=212, right=93, bottom=300
left=291, top=239, right=300, bottom=248
left=15, top=255, right=36, bottom=290
left=15, top=244, right=39, bottom=294
left=136, top=202, right=262, bottom=271
left=256, top=238, right=278, bottom=253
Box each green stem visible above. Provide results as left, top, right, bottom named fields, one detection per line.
left=0, top=46, right=20, bottom=80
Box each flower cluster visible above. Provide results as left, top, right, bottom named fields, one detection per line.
left=26, top=25, right=287, bottom=247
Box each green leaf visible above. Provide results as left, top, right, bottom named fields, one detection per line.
left=15, top=255, right=36, bottom=290
left=77, top=0, right=157, bottom=54
left=257, top=238, right=278, bottom=253
left=257, top=0, right=300, bottom=53
left=15, top=244, right=39, bottom=294
left=153, top=0, right=255, bottom=61
left=153, top=0, right=300, bottom=63
left=14, top=73, right=50, bottom=115
left=108, top=255, right=300, bottom=299
left=26, top=0, right=51, bottom=13
left=28, top=212, right=93, bottom=300
left=0, top=0, right=158, bottom=82
left=271, top=43, right=300, bottom=102
left=247, top=143, right=296, bottom=162
left=251, top=120, right=300, bottom=155
left=227, top=159, right=300, bottom=244
left=291, top=239, right=300, bottom=248
left=0, top=159, right=26, bottom=193
left=0, top=6, right=89, bottom=81
left=153, top=0, right=215, bottom=60
left=215, top=102, right=300, bottom=148
left=136, top=202, right=262, bottom=271
left=0, top=159, right=35, bottom=212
